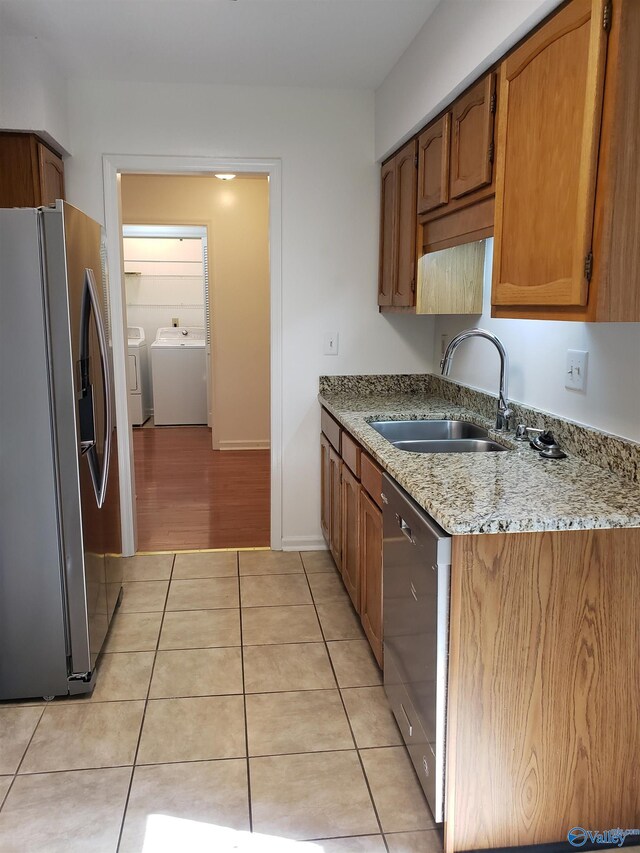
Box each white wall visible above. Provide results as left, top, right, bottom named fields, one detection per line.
left=434, top=242, right=640, bottom=442
left=63, top=78, right=435, bottom=548
left=0, top=25, right=71, bottom=154
left=123, top=237, right=205, bottom=353
left=375, top=0, right=562, bottom=161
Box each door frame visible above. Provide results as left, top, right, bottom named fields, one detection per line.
left=103, top=154, right=282, bottom=555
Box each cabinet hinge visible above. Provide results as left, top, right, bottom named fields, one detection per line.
left=410, top=278, right=416, bottom=293
left=488, top=141, right=495, bottom=165
left=489, top=91, right=497, bottom=114
left=584, top=252, right=594, bottom=282
left=414, top=155, right=418, bottom=168
left=603, top=1, right=612, bottom=31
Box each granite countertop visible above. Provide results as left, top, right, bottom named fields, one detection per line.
left=319, top=387, right=640, bottom=535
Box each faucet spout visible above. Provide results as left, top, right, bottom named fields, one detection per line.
left=440, top=328, right=512, bottom=431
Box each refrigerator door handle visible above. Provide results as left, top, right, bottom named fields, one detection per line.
left=80, top=268, right=112, bottom=508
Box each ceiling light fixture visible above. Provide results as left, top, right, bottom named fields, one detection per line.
left=214, top=173, right=236, bottom=181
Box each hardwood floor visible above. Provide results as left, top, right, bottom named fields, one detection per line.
left=132, top=426, right=270, bottom=551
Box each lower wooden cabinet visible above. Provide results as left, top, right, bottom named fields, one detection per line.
left=341, top=465, right=360, bottom=611
left=359, top=488, right=383, bottom=667
left=320, top=433, right=331, bottom=544
left=328, top=446, right=342, bottom=570
left=320, top=417, right=383, bottom=667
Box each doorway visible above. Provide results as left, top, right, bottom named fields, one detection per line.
left=102, top=157, right=281, bottom=555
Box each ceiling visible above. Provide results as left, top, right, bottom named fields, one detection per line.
left=0, top=0, right=440, bottom=89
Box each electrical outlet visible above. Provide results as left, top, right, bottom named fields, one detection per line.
left=565, top=349, right=588, bottom=391
left=172, top=317, right=179, bottom=327
left=323, top=332, right=339, bottom=356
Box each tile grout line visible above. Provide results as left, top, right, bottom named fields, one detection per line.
left=114, top=551, right=176, bottom=853
left=237, top=551, right=254, bottom=833
left=300, top=557, right=390, bottom=852
left=0, top=704, right=47, bottom=811
left=10, top=744, right=400, bottom=777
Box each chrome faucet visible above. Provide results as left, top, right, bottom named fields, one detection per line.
left=440, top=328, right=512, bottom=431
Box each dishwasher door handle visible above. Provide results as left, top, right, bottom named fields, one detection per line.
left=395, top=513, right=416, bottom=544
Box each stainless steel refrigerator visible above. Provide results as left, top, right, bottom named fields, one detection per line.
left=0, top=201, right=122, bottom=701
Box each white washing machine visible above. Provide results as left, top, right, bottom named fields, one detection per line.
left=151, top=327, right=207, bottom=425
left=127, top=326, right=152, bottom=426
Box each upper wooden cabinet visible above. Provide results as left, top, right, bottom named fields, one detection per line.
left=416, top=71, right=497, bottom=226
left=417, top=113, right=450, bottom=214
left=378, top=139, right=417, bottom=308
left=492, top=0, right=640, bottom=322
left=378, top=159, right=396, bottom=307
left=492, top=0, right=607, bottom=311
left=450, top=74, right=496, bottom=199
left=0, top=133, right=65, bottom=208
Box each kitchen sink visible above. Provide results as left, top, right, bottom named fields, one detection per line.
left=368, top=419, right=508, bottom=454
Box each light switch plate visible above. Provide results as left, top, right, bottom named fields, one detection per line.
left=566, top=349, right=588, bottom=391
left=323, top=332, right=339, bottom=356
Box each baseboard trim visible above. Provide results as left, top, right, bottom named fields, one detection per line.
left=218, top=440, right=271, bottom=451
left=281, top=536, right=328, bottom=552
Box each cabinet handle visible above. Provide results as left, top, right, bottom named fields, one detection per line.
left=396, top=514, right=415, bottom=544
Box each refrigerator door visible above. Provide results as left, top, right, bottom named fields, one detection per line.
left=0, top=209, right=70, bottom=700
left=42, top=202, right=121, bottom=675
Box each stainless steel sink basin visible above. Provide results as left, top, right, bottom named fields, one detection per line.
left=368, top=419, right=508, bottom=454
left=391, top=438, right=508, bottom=454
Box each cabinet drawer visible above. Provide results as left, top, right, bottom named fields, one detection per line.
left=321, top=408, right=341, bottom=453
left=361, top=453, right=383, bottom=508
left=341, top=431, right=361, bottom=478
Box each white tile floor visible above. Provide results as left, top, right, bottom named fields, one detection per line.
left=0, top=550, right=443, bottom=853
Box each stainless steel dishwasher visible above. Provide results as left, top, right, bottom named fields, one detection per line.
left=382, top=474, right=451, bottom=823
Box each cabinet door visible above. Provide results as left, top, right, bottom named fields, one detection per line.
left=492, top=0, right=608, bottom=309
left=417, top=113, right=451, bottom=214
left=450, top=74, right=495, bottom=200
left=360, top=489, right=383, bottom=667
left=341, top=465, right=361, bottom=612
left=37, top=142, right=65, bottom=206
left=394, top=140, right=418, bottom=307
left=320, top=433, right=331, bottom=545
left=329, top=448, right=342, bottom=570
left=378, top=158, right=396, bottom=307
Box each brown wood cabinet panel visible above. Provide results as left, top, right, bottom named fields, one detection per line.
left=0, top=133, right=65, bottom=208
left=492, top=0, right=608, bottom=310
left=450, top=74, right=495, bottom=200
left=320, top=433, right=331, bottom=545
left=592, top=0, right=640, bottom=321
left=321, top=408, right=341, bottom=454
left=378, top=158, right=396, bottom=307
left=360, top=453, right=383, bottom=509
left=445, top=527, right=640, bottom=852
left=394, top=140, right=418, bottom=306
left=38, top=142, right=65, bottom=206
left=420, top=196, right=494, bottom=253
left=378, top=139, right=417, bottom=309
left=417, top=113, right=450, bottom=214
left=0, top=134, right=40, bottom=207
left=416, top=240, right=484, bottom=314
left=359, top=488, right=383, bottom=668
left=341, top=431, right=361, bottom=478
left=329, top=448, right=342, bottom=570
left=340, top=465, right=360, bottom=611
